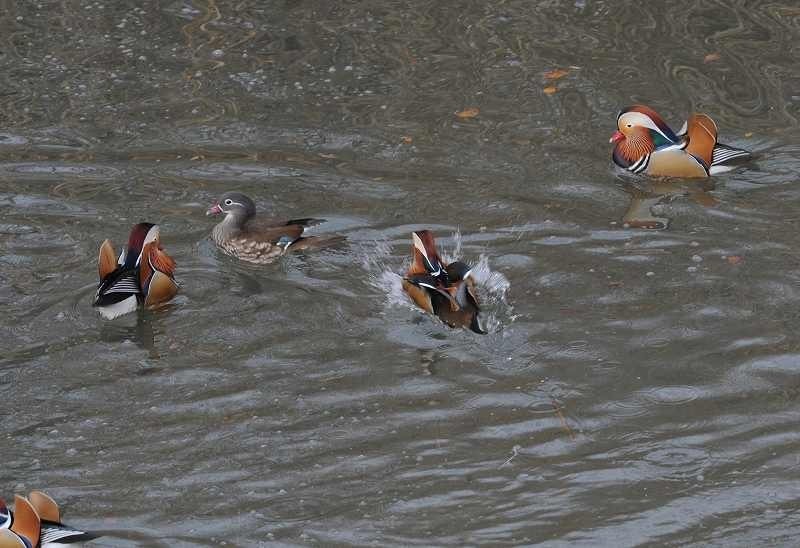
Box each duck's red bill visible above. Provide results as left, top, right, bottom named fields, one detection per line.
left=609, top=130, right=625, bottom=144
left=206, top=203, right=223, bottom=215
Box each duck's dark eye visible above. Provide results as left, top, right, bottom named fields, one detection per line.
left=224, top=199, right=233, bottom=206
left=626, top=124, right=632, bottom=128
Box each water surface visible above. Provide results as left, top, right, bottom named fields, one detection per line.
left=2, top=1, right=800, bottom=546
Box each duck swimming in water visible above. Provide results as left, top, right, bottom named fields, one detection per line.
left=0, top=491, right=96, bottom=547
left=93, top=222, right=178, bottom=319
left=610, top=104, right=751, bottom=177
left=401, top=230, right=485, bottom=334
left=206, top=191, right=340, bottom=264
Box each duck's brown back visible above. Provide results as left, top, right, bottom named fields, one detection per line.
left=212, top=217, right=324, bottom=264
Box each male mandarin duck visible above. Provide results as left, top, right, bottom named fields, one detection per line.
left=401, top=230, right=485, bottom=334
left=0, top=492, right=96, bottom=547
left=206, top=191, right=339, bottom=264
left=93, top=222, right=178, bottom=319
left=610, top=105, right=751, bottom=177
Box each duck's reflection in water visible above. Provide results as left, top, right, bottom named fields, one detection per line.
left=97, top=309, right=171, bottom=360
left=619, top=179, right=717, bottom=230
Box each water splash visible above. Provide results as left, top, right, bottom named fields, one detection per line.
left=362, top=231, right=512, bottom=333
left=471, top=254, right=513, bottom=334
left=362, top=238, right=412, bottom=309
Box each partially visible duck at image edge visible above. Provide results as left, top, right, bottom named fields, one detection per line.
left=0, top=491, right=97, bottom=547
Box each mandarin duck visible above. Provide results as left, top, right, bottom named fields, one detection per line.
left=206, top=191, right=339, bottom=264
left=93, top=222, right=178, bottom=319
left=610, top=105, right=751, bottom=177
left=401, top=230, right=485, bottom=334
left=0, top=492, right=96, bottom=547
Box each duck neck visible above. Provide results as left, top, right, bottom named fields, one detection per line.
left=213, top=212, right=248, bottom=242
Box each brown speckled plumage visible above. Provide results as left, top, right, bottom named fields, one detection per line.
left=207, top=191, right=335, bottom=265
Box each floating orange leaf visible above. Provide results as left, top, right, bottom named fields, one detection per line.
left=543, top=86, right=557, bottom=95
left=704, top=52, right=721, bottom=63
left=455, top=107, right=480, bottom=119
left=727, top=255, right=743, bottom=265
left=544, top=68, right=569, bottom=81
left=401, top=135, right=413, bottom=144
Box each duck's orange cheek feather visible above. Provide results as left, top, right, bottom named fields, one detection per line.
left=620, top=134, right=654, bottom=163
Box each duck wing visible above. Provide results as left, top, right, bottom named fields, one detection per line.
left=247, top=217, right=325, bottom=243
left=283, top=218, right=325, bottom=228
left=98, top=239, right=118, bottom=279
left=454, top=278, right=480, bottom=311
left=452, top=278, right=485, bottom=334
left=710, top=142, right=751, bottom=174
left=240, top=223, right=306, bottom=246
left=27, top=491, right=98, bottom=546
left=684, top=113, right=717, bottom=170
left=94, top=267, right=140, bottom=307
left=10, top=496, right=40, bottom=547
left=28, top=492, right=60, bottom=523
left=402, top=273, right=459, bottom=316
left=39, top=522, right=97, bottom=545
left=138, top=243, right=178, bottom=307
left=403, top=274, right=486, bottom=334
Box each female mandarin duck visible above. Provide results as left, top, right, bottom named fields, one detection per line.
left=93, top=222, right=178, bottom=319
left=0, top=491, right=96, bottom=547
left=206, top=191, right=338, bottom=264
left=401, top=230, right=485, bottom=334
left=610, top=105, right=751, bottom=177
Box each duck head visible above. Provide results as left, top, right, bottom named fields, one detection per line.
left=98, top=222, right=157, bottom=278
left=121, top=222, right=159, bottom=268
left=206, top=192, right=257, bottom=226
left=411, top=230, right=447, bottom=281
left=610, top=105, right=679, bottom=164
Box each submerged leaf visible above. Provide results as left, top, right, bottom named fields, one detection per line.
left=455, top=107, right=480, bottom=119
left=544, top=68, right=569, bottom=80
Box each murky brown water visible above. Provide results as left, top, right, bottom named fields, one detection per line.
left=3, top=1, right=800, bottom=546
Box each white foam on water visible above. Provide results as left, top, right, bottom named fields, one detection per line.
left=362, top=239, right=416, bottom=310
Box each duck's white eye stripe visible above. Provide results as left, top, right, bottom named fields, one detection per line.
left=622, top=112, right=673, bottom=142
